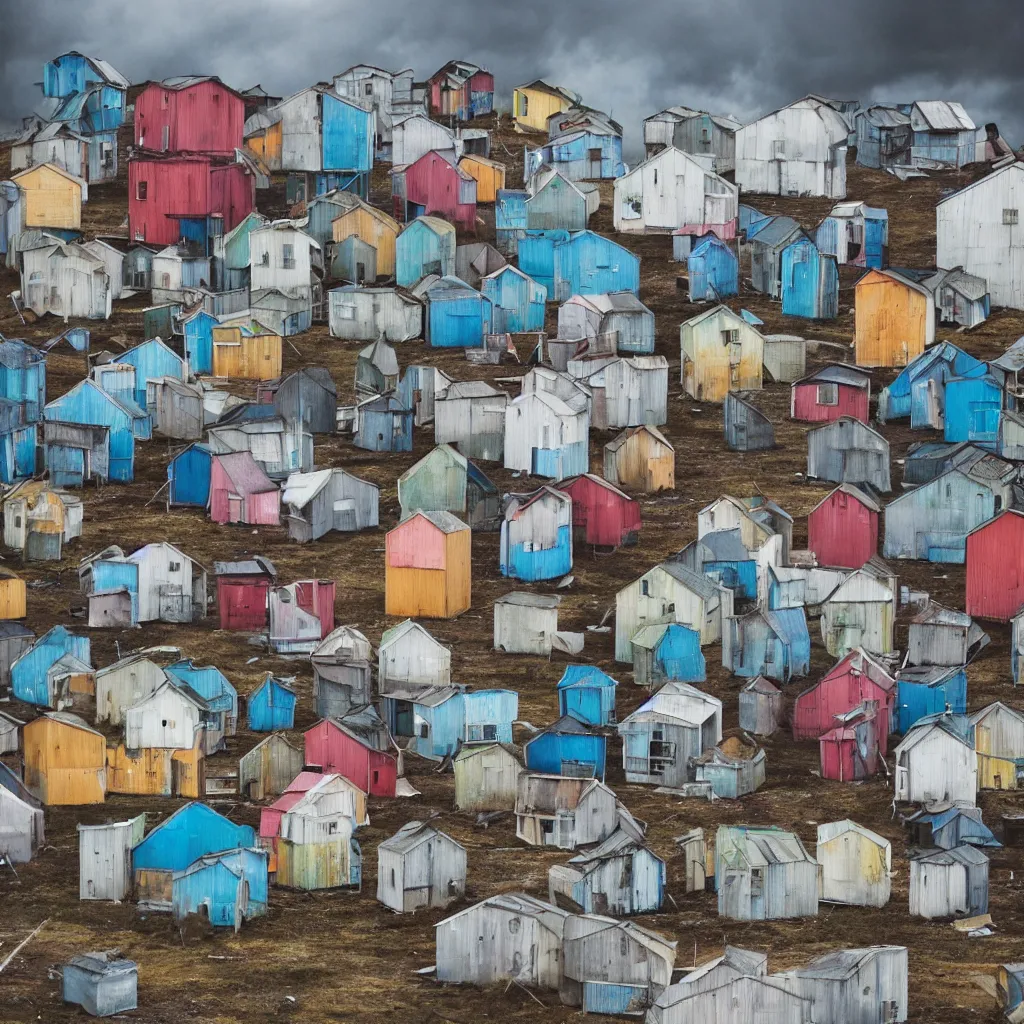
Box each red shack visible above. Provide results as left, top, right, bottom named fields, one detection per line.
left=209, top=452, right=280, bottom=527
left=966, top=510, right=1024, bottom=621
left=560, top=473, right=641, bottom=550
left=128, top=155, right=255, bottom=245
left=392, top=150, right=477, bottom=231
left=135, top=76, right=245, bottom=156
left=790, top=364, right=872, bottom=424
left=214, top=555, right=277, bottom=631
left=807, top=483, right=880, bottom=569
left=304, top=714, right=397, bottom=797
left=819, top=701, right=880, bottom=781
left=792, top=647, right=895, bottom=753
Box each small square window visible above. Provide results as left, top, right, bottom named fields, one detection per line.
left=169, top=561, right=181, bottom=572
left=817, top=383, right=839, bottom=406
left=1004, top=208, right=1019, bottom=225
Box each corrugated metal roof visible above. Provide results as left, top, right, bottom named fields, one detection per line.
left=657, top=561, right=724, bottom=601
left=380, top=819, right=461, bottom=854
left=794, top=363, right=872, bottom=388
left=860, top=105, right=911, bottom=128
left=399, top=509, right=468, bottom=534
left=496, top=591, right=560, bottom=609
left=914, top=100, right=975, bottom=131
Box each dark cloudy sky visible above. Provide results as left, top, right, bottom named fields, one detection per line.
left=2, top=0, right=1021, bottom=157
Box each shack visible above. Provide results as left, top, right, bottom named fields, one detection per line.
left=807, top=417, right=891, bottom=493
left=816, top=820, right=891, bottom=907
left=515, top=773, right=618, bottom=849
left=603, top=425, right=675, bottom=492
left=723, top=392, right=775, bottom=451
left=376, top=821, right=467, bottom=913
left=453, top=742, right=522, bottom=811
left=385, top=510, right=471, bottom=618
left=398, top=444, right=498, bottom=530
left=909, top=846, right=989, bottom=919
left=281, top=468, right=379, bottom=542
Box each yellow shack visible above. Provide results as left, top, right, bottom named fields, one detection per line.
left=603, top=424, right=676, bottom=493
left=332, top=203, right=401, bottom=277
left=458, top=154, right=507, bottom=203
left=11, top=162, right=85, bottom=231
left=512, top=80, right=578, bottom=133
left=385, top=510, right=471, bottom=618
left=106, top=734, right=205, bottom=798
left=244, top=111, right=283, bottom=171
left=0, top=567, right=27, bottom=619
left=854, top=268, right=935, bottom=368
left=212, top=318, right=282, bottom=380
left=680, top=304, right=764, bottom=403
left=23, top=712, right=105, bottom=805
left=973, top=701, right=1024, bottom=790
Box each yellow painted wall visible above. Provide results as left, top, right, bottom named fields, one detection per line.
left=23, top=717, right=105, bottom=805
left=681, top=315, right=764, bottom=403
left=245, top=121, right=282, bottom=171
left=513, top=87, right=570, bottom=133
left=610, top=433, right=675, bottom=492
left=459, top=156, right=506, bottom=203
left=444, top=529, right=472, bottom=616
left=332, top=206, right=400, bottom=276
left=212, top=326, right=282, bottom=380
left=14, top=164, right=82, bottom=230
left=854, top=270, right=928, bottom=368
left=0, top=576, right=27, bottom=619
left=386, top=534, right=471, bottom=618
left=107, top=744, right=172, bottom=795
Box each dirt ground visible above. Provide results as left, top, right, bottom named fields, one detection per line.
left=1, top=119, right=1022, bottom=1023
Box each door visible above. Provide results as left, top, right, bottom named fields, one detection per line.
left=690, top=257, right=707, bottom=300
left=786, top=247, right=815, bottom=318
left=228, top=495, right=243, bottom=522
left=864, top=218, right=885, bottom=269
left=532, top=447, right=560, bottom=478
left=334, top=498, right=357, bottom=531
left=588, top=148, right=602, bottom=178
left=704, top=192, right=730, bottom=229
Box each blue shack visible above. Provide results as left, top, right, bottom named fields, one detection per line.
left=878, top=342, right=986, bottom=426
left=495, top=189, right=528, bottom=256
left=517, top=229, right=569, bottom=296
left=119, top=337, right=186, bottom=407
left=630, top=623, right=706, bottom=689
left=906, top=804, right=1000, bottom=850
left=165, top=660, right=239, bottom=733
left=815, top=202, right=889, bottom=269
left=172, top=847, right=269, bottom=928
left=181, top=308, right=218, bottom=375
left=464, top=689, right=518, bottom=744
left=321, top=92, right=374, bottom=184
left=481, top=264, right=547, bottom=333
left=524, top=714, right=607, bottom=780
left=739, top=204, right=771, bottom=237
left=944, top=375, right=1002, bottom=448
left=0, top=339, right=46, bottom=422
left=527, top=170, right=598, bottom=231
left=557, top=666, right=618, bottom=727
left=688, top=236, right=738, bottom=301
left=674, top=528, right=756, bottom=600
left=554, top=230, right=640, bottom=302
left=0, top=400, right=37, bottom=483
left=45, top=326, right=90, bottom=353
left=43, top=379, right=136, bottom=482
left=247, top=676, right=297, bottom=732
left=500, top=485, right=573, bottom=582
left=896, top=665, right=967, bottom=734
left=42, top=52, right=127, bottom=129
left=11, top=625, right=91, bottom=707
left=395, top=216, right=456, bottom=287
left=354, top=394, right=414, bottom=452
left=724, top=607, right=811, bottom=683
left=133, top=802, right=256, bottom=905
left=168, top=442, right=213, bottom=508
left=89, top=555, right=140, bottom=624
left=423, top=276, right=492, bottom=347
left=62, top=953, right=137, bottom=1017
left=781, top=238, right=839, bottom=319
left=538, top=124, right=625, bottom=181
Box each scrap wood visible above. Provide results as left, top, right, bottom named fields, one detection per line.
left=0, top=919, right=48, bottom=973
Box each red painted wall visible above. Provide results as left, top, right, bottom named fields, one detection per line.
left=294, top=580, right=336, bottom=639
left=128, top=158, right=254, bottom=244
left=135, top=80, right=244, bottom=156
left=791, top=382, right=869, bottom=423
left=808, top=489, right=878, bottom=569
left=395, top=151, right=475, bottom=229
left=792, top=664, right=892, bottom=754
left=561, top=476, right=641, bottom=548
left=819, top=719, right=879, bottom=780
left=216, top=578, right=271, bottom=631
left=966, top=511, right=1024, bottom=621
left=209, top=458, right=280, bottom=526
left=303, top=720, right=397, bottom=797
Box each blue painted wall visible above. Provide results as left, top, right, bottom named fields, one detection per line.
left=688, top=238, right=738, bottom=300
left=396, top=219, right=454, bottom=287
left=495, top=189, right=528, bottom=256
left=0, top=341, right=46, bottom=422
left=553, top=231, right=640, bottom=301
left=481, top=267, right=546, bottom=332
left=426, top=286, right=492, bottom=347
left=247, top=678, right=296, bottom=731
left=705, top=559, right=758, bottom=600
left=500, top=523, right=573, bottom=581
left=880, top=343, right=985, bottom=423
left=781, top=238, right=839, bottom=319
left=12, top=626, right=91, bottom=706
left=165, top=661, right=238, bottom=722
left=172, top=848, right=268, bottom=926
left=463, top=689, right=518, bottom=744
left=133, top=803, right=255, bottom=872
left=168, top=443, right=213, bottom=507
left=655, top=624, right=706, bottom=682
left=517, top=230, right=568, bottom=296
left=91, top=559, right=140, bottom=623
left=0, top=424, right=37, bottom=483
left=897, top=669, right=968, bottom=733
left=322, top=94, right=373, bottom=173
left=944, top=376, right=1002, bottom=447
left=120, top=339, right=185, bottom=408
left=557, top=666, right=617, bottom=727
left=44, top=380, right=134, bottom=482
left=524, top=730, right=607, bottom=780
left=545, top=131, right=624, bottom=180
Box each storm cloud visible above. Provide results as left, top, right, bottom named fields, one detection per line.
left=2, top=0, right=1022, bottom=157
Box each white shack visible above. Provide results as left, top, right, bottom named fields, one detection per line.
left=376, top=821, right=467, bottom=913
left=793, top=946, right=909, bottom=1024
left=435, top=893, right=569, bottom=989
left=735, top=96, right=849, bottom=198
left=124, top=680, right=207, bottom=752
left=378, top=619, right=451, bottom=691
left=0, top=780, right=45, bottom=864
left=494, top=592, right=562, bottom=655
left=894, top=714, right=977, bottom=806
left=909, top=846, right=989, bottom=919
left=613, top=146, right=738, bottom=234
left=453, top=742, right=522, bottom=812
left=434, top=380, right=508, bottom=462
left=816, top=820, right=891, bottom=907
left=820, top=563, right=896, bottom=658
left=311, top=626, right=374, bottom=719
left=515, top=773, right=619, bottom=849
left=328, top=285, right=423, bottom=341
left=127, top=542, right=207, bottom=624
left=95, top=656, right=169, bottom=727
left=78, top=814, right=145, bottom=900
left=568, top=354, right=669, bottom=429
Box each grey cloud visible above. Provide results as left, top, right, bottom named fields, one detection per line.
left=2, top=0, right=1022, bottom=158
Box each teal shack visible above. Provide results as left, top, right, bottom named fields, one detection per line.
left=422, top=276, right=492, bottom=348
left=688, top=236, right=738, bottom=301
left=181, top=308, right=219, bottom=375
left=557, top=666, right=618, bottom=727
left=43, top=379, right=136, bottom=482
left=630, top=623, right=706, bottom=689
left=781, top=237, right=839, bottom=319
left=246, top=675, right=297, bottom=731
left=524, top=714, right=608, bottom=780
left=395, top=216, right=456, bottom=288
left=481, top=264, right=547, bottom=332
left=171, top=847, right=269, bottom=929
left=168, top=442, right=213, bottom=507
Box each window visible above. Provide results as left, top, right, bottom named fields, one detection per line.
left=508, top=916, right=521, bottom=933
left=161, top=719, right=168, bottom=727
left=390, top=868, right=395, bottom=886
left=282, top=243, right=296, bottom=269
left=722, top=329, right=739, bottom=346
left=212, top=92, right=220, bottom=103
left=364, top=83, right=373, bottom=96
left=136, top=181, right=148, bottom=200
left=327, top=820, right=338, bottom=834
left=14, top=516, right=20, bottom=528
left=419, top=722, right=429, bottom=738
left=482, top=724, right=497, bottom=741
left=161, top=91, right=169, bottom=109
left=520, top=94, right=528, bottom=116
left=817, top=383, right=839, bottom=406
left=1004, top=208, right=1019, bottom=225
left=541, top=820, right=554, bottom=834
left=620, top=936, right=629, bottom=956
left=260, top=251, right=270, bottom=266
left=161, top=125, right=169, bottom=151
left=640, top=579, right=649, bottom=596
left=169, top=561, right=181, bottom=572
left=772, top=139, right=785, bottom=158
left=653, top=169, right=658, bottom=185
left=372, top=770, right=379, bottom=784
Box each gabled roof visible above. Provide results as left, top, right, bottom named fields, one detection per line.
left=379, top=819, right=463, bottom=855
left=557, top=665, right=617, bottom=691
left=622, top=681, right=721, bottom=728
left=747, top=216, right=805, bottom=248
left=809, top=482, right=881, bottom=515
left=816, top=818, right=888, bottom=847
left=794, top=363, right=872, bottom=389
left=393, top=509, right=469, bottom=534
left=654, top=561, right=727, bottom=602
left=797, top=946, right=905, bottom=981
left=604, top=423, right=674, bottom=455
left=496, top=591, right=560, bottom=609
left=436, top=892, right=570, bottom=936
left=214, top=450, right=278, bottom=495
left=913, top=100, right=975, bottom=131
left=48, top=51, right=129, bottom=89
left=30, top=711, right=102, bottom=737
left=911, top=844, right=989, bottom=867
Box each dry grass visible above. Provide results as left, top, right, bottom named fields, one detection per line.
left=0, top=122, right=1020, bottom=1022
